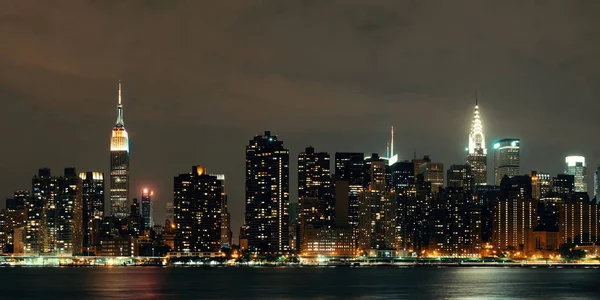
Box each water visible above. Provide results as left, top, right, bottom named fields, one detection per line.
left=1, top=267, right=600, bottom=299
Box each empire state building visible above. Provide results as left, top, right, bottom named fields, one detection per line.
left=110, top=81, right=130, bottom=219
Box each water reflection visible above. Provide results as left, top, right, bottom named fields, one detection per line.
left=0, top=267, right=599, bottom=299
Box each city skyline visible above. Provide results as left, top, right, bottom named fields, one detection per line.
left=2, top=2, right=600, bottom=244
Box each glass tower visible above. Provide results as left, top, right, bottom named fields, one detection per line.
left=493, top=138, right=520, bottom=186
left=565, top=156, right=587, bottom=193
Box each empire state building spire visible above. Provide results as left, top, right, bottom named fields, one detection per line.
left=116, top=80, right=124, bottom=126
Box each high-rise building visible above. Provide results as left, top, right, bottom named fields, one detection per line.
left=212, top=174, right=231, bottom=247
left=390, top=161, right=415, bottom=193
left=4, top=191, right=27, bottom=253
left=298, top=146, right=332, bottom=230
left=141, top=189, right=153, bottom=230
left=559, top=193, right=598, bottom=245
left=418, top=158, right=444, bottom=193
left=552, top=174, right=575, bottom=197
left=565, top=156, right=587, bottom=193
left=447, top=164, right=474, bottom=190
left=493, top=139, right=520, bottom=185
left=530, top=171, right=551, bottom=200
left=110, top=81, right=130, bottom=219
left=174, top=166, right=225, bottom=253
left=492, top=175, right=537, bottom=251
left=79, top=172, right=104, bottom=252
left=334, top=152, right=365, bottom=231
left=466, top=100, right=487, bottom=185
left=25, top=168, right=83, bottom=256
left=358, top=156, right=397, bottom=252
left=244, top=131, right=290, bottom=254
left=595, top=165, right=600, bottom=201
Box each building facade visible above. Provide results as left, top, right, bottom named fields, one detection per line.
left=466, top=101, right=487, bottom=186
left=244, top=131, right=290, bottom=254
left=493, top=139, right=520, bottom=186
left=141, top=189, right=153, bottom=230
left=110, top=81, right=130, bottom=219
left=174, top=166, right=225, bottom=253
left=565, top=156, right=587, bottom=193
left=79, top=172, right=104, bottom=253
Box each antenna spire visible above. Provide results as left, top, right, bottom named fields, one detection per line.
left=390, top=126, right=394, bottom=158
left=116, top=80, right=124, bottom=126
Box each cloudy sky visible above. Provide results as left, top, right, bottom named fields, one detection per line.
left=1, top=0, right=599, bottom=241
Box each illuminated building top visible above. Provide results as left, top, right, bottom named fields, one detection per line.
left=468, top=99, right=486, bottom=155
left=111, top=81, right=129, bottom=152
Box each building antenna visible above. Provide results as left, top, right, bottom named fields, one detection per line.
left=118, top=80, right=122, bottom=105
left=390, top=126, right=394, bottom=157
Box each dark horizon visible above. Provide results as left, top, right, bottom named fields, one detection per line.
left=2, top=1, right=600, bottom=242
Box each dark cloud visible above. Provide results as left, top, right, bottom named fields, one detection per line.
left=1, top=0, right=600, bottom=240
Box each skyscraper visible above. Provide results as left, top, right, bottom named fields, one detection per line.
left=244, top=131, right=290, bottom=254
left=298, top=147, right=332, bottom=251
left=79, top=172, right=104, bottom=253
left=493, top=138, right=520, bottom=186
left=492, top=175, right=537, bottom=250
left=565, top=156, right=587, bottom=193
left=298, top=146, right=332, bottom=226
left=358, top=155, right=397, bottom=252
left=25, top=168, right=83, bottom=256
left=174, top=166, right=225, bottom=253
left=595, top=165, right=600, bottom=201
left=141, top=189, right=153, bottom=230
left=466, top=100, right=488, bottom=185
left=110, top=81, right=130, bottom=219
left=447, top=164, right=474, bottom=190
left=334, top=152, right=365, bottom=231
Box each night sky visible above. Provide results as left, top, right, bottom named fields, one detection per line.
left=2, top=1, right=600, bottom=241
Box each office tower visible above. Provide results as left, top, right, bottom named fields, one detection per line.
left=466, top=100, right=488, bottom=185
left=492, top=175, right=537, bottom=250
left=595, top=165, right=600, bottom=201
left=565, top=156, right=587, bottom=193
left=419, top=158, right=444, bottom=193
left=390, top=161, right=415, bottom=193
left=174, top=166, right=225, bottom=253
left=25, top=168, right=83, bottom=256
left=244, top=131, right=290, bottom=254
left=79, top=172, right=104, bottom=252
left=209, top=173, right=232, bottom=247
left=141, top=189, right=153, bottom=230
left=552, top=174, right=575, bottom=197
left=559, top=193, right=598, bottom=245
left=493, top=139, right=520, bottom=185
left=530, top=171, right=551, bottom=200
left=60, top=168, right=83, bottom=255
left=447, top=164, right=474, bottom=190
left=298, top=146, right=332, bottom=232
left=334, top=152, right=365, bottom=231
left=129, top=198, right=144, bottom=236
left=4, top=191, right=27, bottom=253
left=166, top=202, right=174, bottom=223
left=430, top=187, right=481, bottom=255
left=358, top=155, right=397, bottom=252
left=110, top=81, right=130, bottom=219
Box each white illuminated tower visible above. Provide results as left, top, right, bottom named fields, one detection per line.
left=466, top=98, right=488, bottom=185
left=565, top=156, right=587, bottom=193
left=110, top=81, right=130, bottom=219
